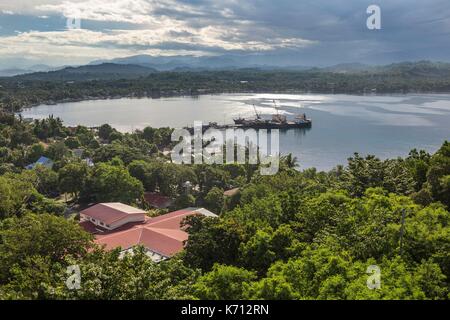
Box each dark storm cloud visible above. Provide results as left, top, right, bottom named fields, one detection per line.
left=144, top=0, right=450, bottom=64
left=177, top=0, right=450, bottom=64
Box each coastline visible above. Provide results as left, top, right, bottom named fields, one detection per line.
left=18, top=90, right=450, bottom=113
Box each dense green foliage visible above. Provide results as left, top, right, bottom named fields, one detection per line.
left=0, top=112, right=449, bottom=300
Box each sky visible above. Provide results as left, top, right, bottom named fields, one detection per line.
left=0, top=0, right=450, bottom=68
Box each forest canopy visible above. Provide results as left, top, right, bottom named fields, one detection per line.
left=0, top=112, right=449, bottom=300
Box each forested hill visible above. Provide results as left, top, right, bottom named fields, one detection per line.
left=1, top=61, right=450, bottom=111
left=377, top=61, right=450, bottom=78
left=319, top=61, right=450, bottom=78
left=9, top=60, right=450, bottom=81
left=12, top=63, right=158, bottom=81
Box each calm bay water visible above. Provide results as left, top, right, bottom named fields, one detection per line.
left=21, top=93, right=450, bottom=171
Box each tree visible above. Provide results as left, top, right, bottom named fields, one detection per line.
left=85, top=163, right=144, bottom=204
left=64, top=248, right=198, bottom=300
left=193, top=264, right=256, bottom=300
left=88, top=139, right=100, bottom=149
left=194, top=165, right=229, bottom=193
left=0, top=214, right=93, bottom=284
left=109, top=131, right=123, bottom=142
left=406, top=148, right=431, bottom=191
left=204, top=187, right=224, bottom=214
left=247, top=275, right=298, bottom=300
left=0, top=255, right=65, bottom=299
left=440, top=175, right=450, bottom=207
left=255, top=247, right=353, bottom=300
left=402, top=203, right=450, bottom=278
left=222, top=163, right=246, bottom=179
left=59, top=162, right=89, bottom=200
left=239, top=229, right=275, bottom=274
left=184, top=216, right=244, bottom=271
left=92, top=142, right=145, bottom=164
left=45, top=142, right=70, bottom=162
left=64, top=136, right=80, bottom=149
left=296, top=191, right=352, bottom=242
left=25, top=192, right=66, bottom=216
left=128, top=160, right=159, bottom=191
left=9, top=122, right=35, bottom=147
left=341, top=154, right=414, bottom=197
left=33, top=165, right=59, bottom=197
left=26, top=143, right=45, bottom=163
left=309, top=188, right=415, bottom=260
left=75, top=127, right=96, bottom=147
left=225, top=194, right=284, bottom=229
left=175, top=194, right=195, bottom=209
left=344, top=257, right=448, bottom=300
left=281, top=153, right=299, bottom=169
left=0, top=175, right=36, bottom=219
left=142, top=126, right=162, bottom=145
left=98, top=124, right=113, bottom=141
left=426, top=141, right=450, bottom=207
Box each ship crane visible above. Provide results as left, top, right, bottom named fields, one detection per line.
left=273, top=99, right=283, bottom=116
left=232, top=99, right=312, bottom=128
left=252, top=104, right=261, bottom=120
left=272, top=99, right=286, bottom=123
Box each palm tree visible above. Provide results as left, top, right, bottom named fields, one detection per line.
left=282, top=153, right=299, bottom=169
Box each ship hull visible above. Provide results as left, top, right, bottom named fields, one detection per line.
left=185, top=120, right=312, bottom=134
left=233, top=121, right=312, bottom=129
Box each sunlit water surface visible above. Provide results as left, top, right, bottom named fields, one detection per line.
left=21, top=93, right=450, bottom=171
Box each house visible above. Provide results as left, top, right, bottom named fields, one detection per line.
left=25, top=156, right=54, bottom=170
left=144, top=192, right=174, bottom=209
left=80, top=202, right=147, bottom=230
left=80, top=203, right=217, bottom=262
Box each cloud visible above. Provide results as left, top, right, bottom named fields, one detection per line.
left=0, top=0, right=317, bottom=66
left=0, top=0, right=450, bottom=67
left=0, top=25, right=315, bottom=65
left=37, top=0, right=157, bottom=23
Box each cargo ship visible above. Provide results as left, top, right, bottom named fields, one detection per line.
left=184, top=101, right=311, bottom=134
left=233, top=101, right=312, bottom=129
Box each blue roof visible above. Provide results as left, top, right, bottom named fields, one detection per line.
left=36, top=156, right=52, bottom=164
left=25, top=156, right=54, bottom=170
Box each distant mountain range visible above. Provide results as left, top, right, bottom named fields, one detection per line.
left=0, top=64, right=59, bottom=77
left=4, top=57, right=450, bottom=81
left=11, top=63, right=158, bottom=81
left=89, top=54, right=312, bottom=71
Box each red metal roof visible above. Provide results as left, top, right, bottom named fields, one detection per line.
left=81, top=207, right=217, bottom=257
left=80, top=203, right=146, bottom=225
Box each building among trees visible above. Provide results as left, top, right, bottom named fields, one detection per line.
left=80, top=203, right=217, bottom=262
left=25, top=156, right=54, bottom=170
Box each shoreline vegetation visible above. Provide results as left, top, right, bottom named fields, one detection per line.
left=3, top=61, right=450, bottom=112
left=0, top=110, right=449, bottom=299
